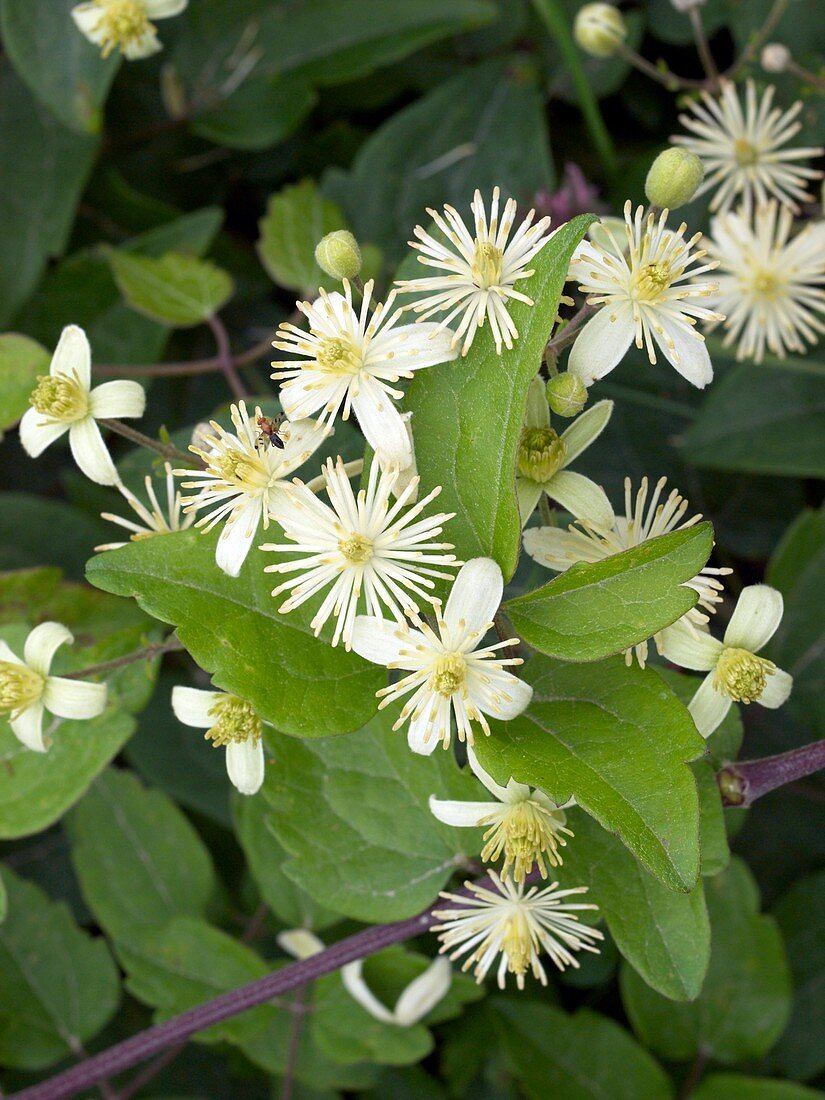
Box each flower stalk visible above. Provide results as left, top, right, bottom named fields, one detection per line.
left=98, top=419, right=195, bottom=467
left=62, top=636, right=185, bottom=680
left=718, top=740, right=825, bottom=807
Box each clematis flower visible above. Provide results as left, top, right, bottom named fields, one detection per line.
left=20, top=325, right=145, bottom=487
left=0, top=623, right=107, bottom=752
left=72, top=0, right=188, bottom=60
left=661, top=584, right=792, bottom=737
left=96, top=462, right=194, bottom=551
left=171, top=686, right=265, bottom=795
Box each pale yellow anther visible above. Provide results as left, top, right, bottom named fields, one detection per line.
left=30, top=373, right=88, bottom=423
left=205, top=695, right=262, bottom=747
left=0, top=661, right=44, bottom=716
left=92, top=0, right=154, bottom=58
left=714, top=646, right=775, bottom=703
left=431, top=653, right=466, bottom=697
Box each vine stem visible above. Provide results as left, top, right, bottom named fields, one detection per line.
left=545, top=301, right=595, bottom=359
left=62, top=637, right=184, bottom=681
left=718, top=740, right=825, bottom=807
left=97, top=420, right=193, bottom=467
left=207, top=314, right=248, bottom=401
left=92, top=337, right=275, bottom=379
left=688, top=6, right=721, bottom=89
left=726, top=0, right=790, bottom=80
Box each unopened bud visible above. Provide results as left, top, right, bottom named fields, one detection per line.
left=573, top=3, right=626, bottom=58
left=645, top=148, right=704, bottom=210
left=547, top=373, right=588, bottom=418
left=669, top=0, right=706, bottom=11
left=315, top=230, right=362, bottom=282
left=761, top=43, right=791, bottom=73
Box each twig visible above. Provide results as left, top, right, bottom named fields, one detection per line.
left=545, top=301, right=595, bottom=359
left=207, top=315, right=248, bottom=401
left=614, top=43, right=704, bottom=91
left=726, top=0, right=790, bottom=80
left=92, top=337, right=274, bottom=379
left=680, top=1045, right=711, bottom=1098
left=63, top=637, right=184, bottom=681
left=688, top=6, right=720, bottom=89
left=718, top=740, right=825, bottom=807
left=280, top=989, right=307, bottom=1100
left=98, top=420, right=193, bottom=466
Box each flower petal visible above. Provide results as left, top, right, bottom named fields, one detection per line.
left=172, top=686, right=223, bottom=728
left=484, top=675, right=533, bottom=720
left=0, top=641, right=24, bottom=666
left=43, top=676, right=107, bottom=720
left=145, top=0, right=188, bottom=16
left=522, top=526, right=594, bottom=571
left=444, top=558, right=503, bottom=636
left=660, top=620, right=724, bottom=671
left=72, top=4, right=106, bottom=46
left=341, top=961, right=397, bottom=1024
left=216, top=499, right=260, bottom=578
left=655, top=320, right=713, bottom=389
left=122, top=29, right=162, bottom=58
left=723, top=584, right=784, bottom=653
left=10, top=702, right=47, bottom=752
left=89, top=380, right=147, bottom=421
left=757, top=667, right=793, bottom=709
left=24, top=622, right=73, bottom=676
left=516, top=477, right=543, bottom=526
left=428, top=795, right=501, bottom=827
left=226, top=736, right=265, bottom=796
left=376, top=323, right=459, bottom=373
left=353, top=384, right=411, bottom=469
left=688, top=673, right=732, bottom=738
left=394, top=957, right=452, bottom=1026
left=560, top=399, right=613, bottom=464
left=51, top=325, right=91, bottom=388
left=19, top=407, right=69, bottom=458
left=351, top=617, right=416, bottom=667
left=407, top=711, right=438, bottom=755
left=544, top=469, right=613, bottom=528
left=277, top=929, right=324, bottom=960
left=69, top=417, right=119, bottom=486
left=568, top=308, right=635, bottom=386
left=467, top=744, right=514, bottom=800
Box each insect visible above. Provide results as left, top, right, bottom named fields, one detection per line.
left=256, top=414, right=286, bottom=450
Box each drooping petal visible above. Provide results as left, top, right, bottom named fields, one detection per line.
left=215, top=499, right=260, bottom=578
left=568, top=308, right=635, bottom=386
left=393, top=957, right=452, bottom=1026
left=351, top=617, right=418, bottom=667
left=467, top=744, right=514, bottom=800
left=428, top=795, right=502, bottom=827
left=72, top=3, right=106, bottom=47
left=340, top=960, right=397, bottom=1024
left=660, top=619, right=724, bottom=671
left=516, top=477, right=543, bottom=526
left=559, top=399, right=613, bottom=464
left=122, top=29, right=162, bottom=59
left=481, top=675, right=533, bottom=720
left=688, top=673, right=732, bottom=738
left=522, top=526, right=595, bottom=572
left=145, top=0, right=188, bottom=16
left=276, top=929, right=325, bottom=960
left=378, top=323, right=459, bottom=373
left=654, top=321, right=713, bottom=389
left=23, top=622, right=73, bottom=677
left=51, top=324, right=91, bottom=388
left=352, top=383, right=411, bottom=469
left=19, top=407, right=69, bottom=458
left=88, top=380, right=146, bottom=421
left=757, top=667, right=793, bottom=709
left=723, top=584, right=784, bottom=653
left=10, top=702, right=47, bottom=752
left=444, top=558, right=503, bottom=636
left=544, top=469, right=613, bottom=528
left=225, top=736, right=265, bottom=796
left=0, top=641, right=24, bottom=666
left=407, top=710, right=439, bottom=755
left=43, top=677, right=107, bottom=720
left=172, top=685, right=223, bottom=728
left=68, top=417, right=119, bottom=486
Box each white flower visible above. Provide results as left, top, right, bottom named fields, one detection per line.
left=171, top=686, right=264, bottom=795
left=175, top=401, right=326, bottom=578
left=96, top=462, right=195, bottom=551
left=72, top=0, right=188, bottom=60
left=20, top=325, right=145, bottom=487
left=261, top=457, right=458, bottom=649
left=516, top=378, right=613, bottom=527
left=430, top=748, right=574, bottom=884
left=661, top=584, right=792, bottom=738
left=271, top=280, right=457, bottom=469
left=350, top=558, right=533, bottom=755
left=0, top=623, right=107, bottom=753
left=568, top=203, right=721, bottom=389
left=672, top=79, right=823, bottom=213
left=432, top=870, right=603, bottom=988
left=394, top=187, right=554, bottom=356
left=702, top=201, right=825, bottom=363
left=523, top=475, right=731, bottom=666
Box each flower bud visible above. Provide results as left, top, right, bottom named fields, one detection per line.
left=315, top=230, right=362, bottom=282
left=761, top=43, right=791, bottom=73
left=547, top=373, right=588, bottom=418
left=669, top=0, right=706, bottom=10
left=573, top=3, right=626, bottom=58
left=645, top=148, right=704, bottom=210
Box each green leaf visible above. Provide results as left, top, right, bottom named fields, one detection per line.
left=494, top=1000, right=674, bottom=1100
left=0, top=865, right=120, bottom=1070
left=684, top=360, right=825, bottom=478
left=0, top=62, right=98, bottom=327
left=474, top=656, right=704, bottom=891
left=692, top=1076, right=825, bottom=1100
left=0, top=334, right=50, bottom=430
left=257, top=180, right=348, bottom=294
left=108, top=250, right=235, bottom=327
left=0, top=498, right=109, bottom=578
left=620, top=858, right=792, bottom=1064
left=504, top=524, right=713, bottom=662
left=555, top=809, right=710, bottom=1001
left=262, top=712, right=481, bottom=921
left=86, top=529, right=384, bottom=738
left=658, top=666, right=744, bottom=768
left=0, top=0, right=119, bottom=134
left=193, top=76, right=317, bottom=151
left=66, top=769, right=217, bottom=940
left=404, top=215, right=594, bottom=585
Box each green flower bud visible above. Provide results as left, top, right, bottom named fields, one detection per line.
left=547, top=373, right=588, bottom=418
left=315, top=230, right=362, bottom=282
left=645, top=148, right=705, bottom=210
left=573, top=3, right=626, bottom=58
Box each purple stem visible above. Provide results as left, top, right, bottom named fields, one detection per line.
left=718, top=739, right=825, bottom=807
left=207, top=314, right=247, bottom=402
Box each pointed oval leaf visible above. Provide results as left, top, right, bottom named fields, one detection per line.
left=108, top=250, right=234, bottom=327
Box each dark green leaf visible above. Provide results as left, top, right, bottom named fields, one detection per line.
left=692, top=1075, right=824, bottom=1100
left=108, top=251, right=235, bottom=327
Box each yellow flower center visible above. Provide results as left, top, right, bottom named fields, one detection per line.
left=471, top=241, right=505, bottom=289
left=338, top=533, right=373, bottom=564
left=316, top=337, right=362, bottom=376
left=30, top=374, right=88, bottom=423
left=634, top=261, right=673, bottom=301
left=0, top=661, right=44, bottom=716
left=751, top=270, right=781, bottom=299
left=481, top=800, right=571, bottom=884
left=517, top=427, right=567, bottom=483
left=93, top=0, right=154, bottom=57
left=205, top=695, right=262, bottom=747
left=431, top=653, right=466, bottom=697
left=501, top=910, right=533, bottom=981
left=212, top=449, right=270, bottom=491
left=734, top=138, right=759, bottom=166
left=713, top=646, right=775, bottom=703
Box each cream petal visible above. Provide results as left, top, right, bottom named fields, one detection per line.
left=19, top=407, right=69, bottom=457
left=51, top=325, right=91, bottom=388
left=226, top=736, right=265, bottom=796
left=172, top=686, right=223, bottom=728
left=407, top=710, right=439, bottom=755
left=660, top=620, right=724, bottom=671
left=467, top=744, right=513, bottom=800
left=0, top=641, right=24, bottom=666
left=428, top=795, right=501, bottom=827
left=480, top=675, right=533, bottom=720
left=351, top=617, right=416, bottom=667
left=522, top=527, right=589, bottom=572
left=544, top=470, right=613, bottom=528
left=688, top=674, right=732, bottom=738
left=145, top=0, right=188, bottom=16
left=655, top=320, right=713, bottom=390
left=276, top=929, right=324, bottom=960
left=43, top=676, right=106, bottom=720
left=568, top=308, right=635, bottom=386
left=559, top=399, right=613, bottom=464
left=353, top=384, right=411, bottom=468
left=393, top=957, right=452, bottom=1026
left=723, top=584, right=784, bottom=653
left=524, top=376, right=550, bottom=430
left=69, top=417, right=119, bottom=486
left=88, top=380, right=146, bottom=420
left=215, top=500, right=260, bottom=578
left=374, top=323, right=459, bottom=373
left=72, top=4, right=106, bottom=46
left=516, top=477, right=543, bottom=526
left=24, top=622, right=73, bottom=677
left=122, top=29, right=162, bottom=59
left=10, top=703, right=47, bottom=752
left=444, top=558, right=503, bottom=637
left=757, top=667, right=793, bottom=709
left=340, top=960, right=397, bottom=1024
